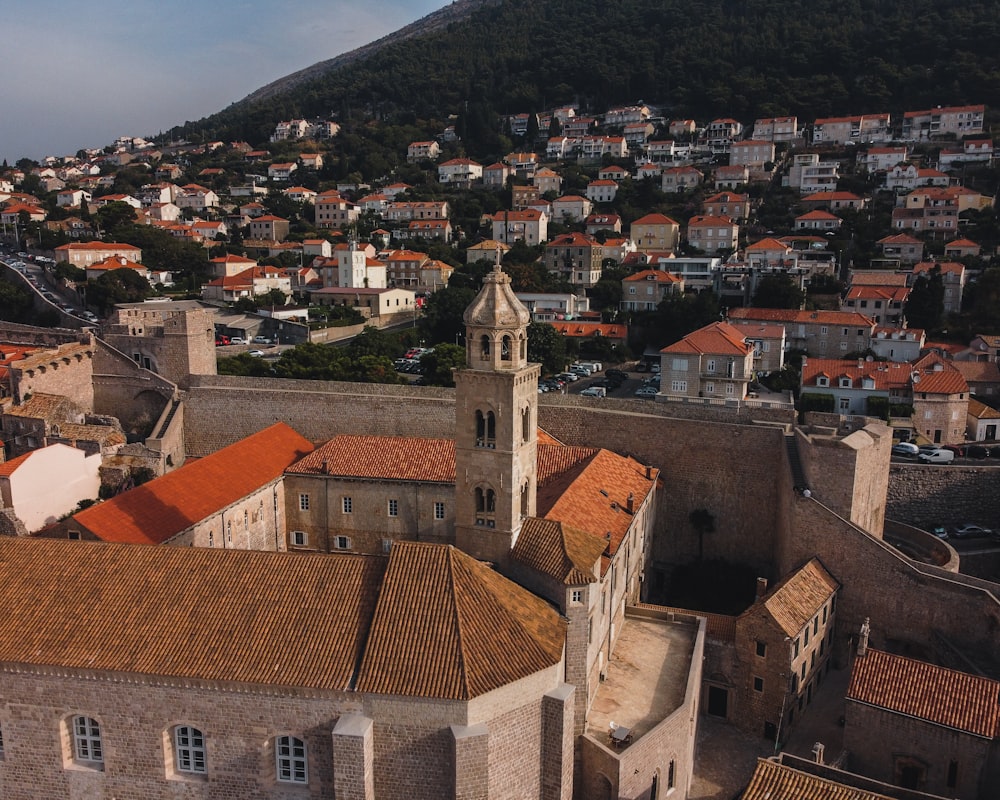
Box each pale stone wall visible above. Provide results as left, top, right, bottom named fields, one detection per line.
left=886, top=463, right=1000, bottom=531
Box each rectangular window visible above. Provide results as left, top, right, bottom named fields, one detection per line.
left=671, top=358, right=688, bottom=371
left=793, top=638, right=800, bottom=658
left=342, top=496, right=352, bottom=514
left=388, top=499, right=398, bottom=517
left=298, top=493, right=310, bottom=512
left=571, top=589, right=583, bottom=604
left=671, top=380, right=687, bottom=392
left=73, top=716, right=103, bottom=764
left=334, top=536, right=351, bottom=550
left=434, top=501, right=445, bottom=520
left=292, top=530, right=307, bottom=547
left=726, top=383, right=735, bottom=395
left=753, top=676, right=764, bottom=692
left=706, top=359, right=716, bottom=373
left=814, top=618, right=819, bottom=635
left=755, top=641, right=766, bottom=658
left=175, top=726, right=206, bottom=774
left=705, top=382, right=715, bottom=394
left=947, top=760, right=959, bottom=789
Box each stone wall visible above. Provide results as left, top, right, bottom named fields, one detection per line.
left=92, top=340, right=175, bottom=438
left=886, top=463, right=1000, bottom=531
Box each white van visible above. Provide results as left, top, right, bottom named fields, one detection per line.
left=918, top=448, right=955, bottom=464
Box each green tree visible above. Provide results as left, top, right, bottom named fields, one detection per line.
left=0, top=280, right=35, bottom=323
left=527, top=322, right=568, bottom=374
left=752, top=275, right=804, bottom=309
left=94, top=201, right=138, bottom=233
left=904, top=267, right=945, bottom=332
left=420, top=343, right=466, bottom=386
left=419, top=286, right=476, bottom=344
left=87, top=268, right=152, bottom=313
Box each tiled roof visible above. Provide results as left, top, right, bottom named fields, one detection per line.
left=911, top=362, right=968, bottom=395
left=4, top=392, right=82, bottom=423
left=968, top=398, right=1000, bottom=420
left=754, top=558, right=838, bottom=637
left=848, top=648, right=1000, bottom=738
left=801, top=191, right=862, bottom=202
left=849, top=271, right=908, bottom=287
left=537, top=446, right=658, bottom=574
left=632, top=213, right=679, bottom=226
left=356, top=542, right=565, bottom=699
left=551, top=322, right=627, bottom=339
left=877, top=233, right=922, bottom=245
left=801, top=359, right=912, bottom=392
left=0, top=537, right=382, bottom=690
left=623, top=269, right=682, bottom=284
left=912, top=260, right=965, bottom=277
left=796, top=209, right=839, bottom=220
left=661, top=322, right=751, bottom=357
left=745, top=237, right=790, bottom=251
left=954, top=361, right=1000, bottom=385
left=844, top=285, right=909, bottom=301
left=742, top=758, right=895, bottom=800
left=72, top=423, right=314, bottom=544
left=512, top=517, right=605, bottom=585
left=288, top=435, right=455, bottom=483
left=0, top=450, right=33, bottom=476
left=729, top=308, right=876, bottom=327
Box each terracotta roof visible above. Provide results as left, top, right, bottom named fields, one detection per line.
left=623, top=269, right=682, bottom=284
left=72, top=423, right=314, bottom=544
left=512, top=517, right=605, bottom=584
left=742, top=758, right=895, bottom=800
left=536, top=428, right=563, bottom=446
left=877, top=233, right=922, bottom=245
left=912, top=261, right=965, bottom=277
left=0, top=450, right=33, bottom=476
left=801, top=191, right=863, bottom=202
left=968, top=398, right=1000, bottom=420
left=0, top=537, right=382, bottom=690
left=551, top=322, right=627, bottom=339
left=4, top=392, right=81, bottom=423
left=911, top=362, right=968, bottom=395
left=729, top=308, right=874, bottom=327
left=849, top=271, right=908, bottom=287
left=848, top=648, right=1000, bottom=738
left=632, top=212, right=680, bottom=226
left=661, top=321, right=751, bottom=357
left=355, top=542, right=565, bottom=699
left=289, top=435, right=455, bottom=483
left=953, top=361, right=1000, bottom=385
left=801, top=358, right=912, bottom=392
left=537, top=446, right=658, bottom=573
left=753, top=559, right=838, bottom=637
left=745, top=237, right=790, bottom=251
left=796, top=209, right=840, bottom=220
left=844, top=285, right=909, bottom=302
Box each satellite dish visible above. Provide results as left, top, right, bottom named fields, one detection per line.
left=911, top=372, right=921, bottom=384
left=866, top=355, right=873, bottom=362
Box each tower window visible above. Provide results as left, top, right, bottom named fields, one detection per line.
left=475, top=410, right=496, bottom=448
left=475, top=487, right=496, bottom=528
left=501, top=334, right=512, bottom=361
left=480, top=334, right=490, bottom=360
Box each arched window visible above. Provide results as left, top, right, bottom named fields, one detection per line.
left=276, top=735, right=308, bottom=784
left=174, top=725, right=207, bottom=774
left=71, top=716, right=103, bottom=766
left=475, top=487, right=496, bottom=528
left=501, top=334, right=512, bottom=361
left=480, top=334, right=491, bottom=360
left=476, top=410, right=496, bottom=447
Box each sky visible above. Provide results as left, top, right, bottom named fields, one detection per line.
left=0, top=0, right=446, bottom=165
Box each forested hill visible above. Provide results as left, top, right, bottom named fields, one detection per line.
left=176, top=0, right=1000, bottom=145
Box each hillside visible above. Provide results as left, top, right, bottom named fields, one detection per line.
left=175, top=0, right=1000, bottom=146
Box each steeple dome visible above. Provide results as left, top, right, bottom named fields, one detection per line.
left=463, top=266, right=530, bottom=330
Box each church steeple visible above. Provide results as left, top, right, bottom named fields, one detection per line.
left=453, top=256, right=540, bottom=566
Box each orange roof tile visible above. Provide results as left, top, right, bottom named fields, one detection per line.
left=661, top=322, right=751, bottom=357
left=729, top=308, right=875, bottom=327
left=801, top=358, right=913, bottom=392
left=0, top=537, right=382, bottom=690
left=743, top=758, right=895, bottom=800
left=754, top=558, right=839, bottom=637
left=848, top=648, right=1000, bottom=738
left=356, top=542, right=565, bottom=699
left=73, top=423, right=314, bottom=544
left=0, top=450, right=33, bottom=477
left=289, top=435, right=455, bottom=483
left=512, top=517, right=605, bottom=585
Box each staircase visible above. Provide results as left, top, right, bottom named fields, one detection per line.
left=156, top=398, right=181, bottom=439
left=785, top=433, right=808, bottom=489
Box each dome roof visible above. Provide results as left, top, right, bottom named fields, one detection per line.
left=463, top=267, right=530, bottom=329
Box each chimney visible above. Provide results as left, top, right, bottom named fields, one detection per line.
left=626, top=493, right=635, bottom=513
left=645, top=465, right=653, bottom=480
left=321, top=459, right=329, bottom=475
left=812, top=742, right=825, bottom=765
left=857, top=617, right=871, bottom=657
left=755, top=577, right=768, bottom=600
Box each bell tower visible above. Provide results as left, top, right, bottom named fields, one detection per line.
left=454, top=257, right=540, bottom=565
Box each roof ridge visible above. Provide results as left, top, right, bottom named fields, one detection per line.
left=447, top=546, right=471, bottom=700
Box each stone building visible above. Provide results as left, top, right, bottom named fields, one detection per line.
left=845, top=645, right=1000, bottom=798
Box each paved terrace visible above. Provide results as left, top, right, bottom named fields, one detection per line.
left=585, top=615, right=697, bottom=745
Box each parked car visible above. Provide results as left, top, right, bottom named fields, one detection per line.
left=967, top=445, right=990, bottom=459
left=891, top=442, right=919, bottom=457
left=247, top=350, right=265, bottom=357
left=229, top=337, right=247, bottom=345
left=252, top=335, right=271, bottom=345
left=918, top=448, right=955, bottom=464
left=930, top=525, right=948, bottom=539
left=606, top=369, right=628, bottom=382
left=941, top=444, right=966, bottom=457
left=952, top=523, right=993, bottom=538
left=579, top=386, right=606, bottom=398
left=634, top=386, right=658, bottom=398
left=556, top=372, right=579, bottom=382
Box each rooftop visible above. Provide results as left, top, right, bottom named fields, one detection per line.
left=585, top=613, right=698, bottom=745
